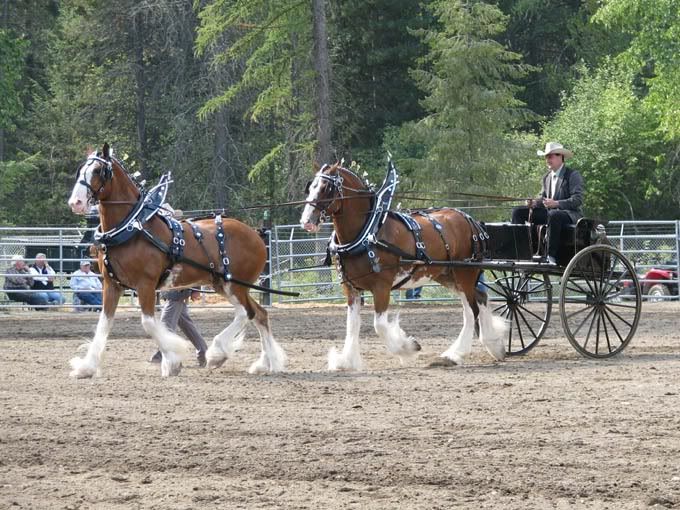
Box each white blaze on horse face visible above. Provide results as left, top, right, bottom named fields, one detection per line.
left=300, top=174, right=323, bottom=233
left=68, top=154, right=98, bottom=215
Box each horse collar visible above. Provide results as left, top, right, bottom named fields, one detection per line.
left=93, top=173, right=172, bottom=249
left=329, top=160, right=398, bottom=261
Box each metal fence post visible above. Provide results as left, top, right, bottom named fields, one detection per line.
left=259, top=228, right=272, bottom=306
left=676, top=220, right=680, bottom=299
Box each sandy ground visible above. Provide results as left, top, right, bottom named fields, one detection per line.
left=1, top=301, right=679, bottom=509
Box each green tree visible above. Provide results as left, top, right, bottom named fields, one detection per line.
left=328, top=0, right=428, bottom=165
left=594, top=0, right=680, bottom=140
left=542, top=62, right=671, bottom=219
left=399, top=0, right=535, bottom=216
left=0, top=29, right=28, bottom=158
left=195, top=0, right=321, bottom=223
left=499, top=0, right=627, bottom=123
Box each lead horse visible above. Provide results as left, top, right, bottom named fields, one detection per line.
left=68, top=143, right=286, bottom=377
left=300, top=162, right=506, bottom=369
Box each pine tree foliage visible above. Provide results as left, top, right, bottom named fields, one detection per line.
left=403, top=0, right=535, bottom=202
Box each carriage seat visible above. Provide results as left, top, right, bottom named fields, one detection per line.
left=535, top=218, right=607, bottom=266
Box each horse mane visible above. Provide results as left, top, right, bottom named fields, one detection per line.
left=333, top=164, right=374, bottom=194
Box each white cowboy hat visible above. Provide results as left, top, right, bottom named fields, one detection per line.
left=11, top=254, right=25, bottom=262
left=80, top=260, right=91, bottom=266
left=537, top=141, right=573, bottom=159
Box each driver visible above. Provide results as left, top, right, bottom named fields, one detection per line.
left=511, top=142, right=585, bottom=265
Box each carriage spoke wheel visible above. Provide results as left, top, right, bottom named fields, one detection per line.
left=559, top=244, right=641, bottom=358
left=485, top=269, right=552, bottom=356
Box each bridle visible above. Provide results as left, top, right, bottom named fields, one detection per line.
left=76, top=154, right=113, bottom=205
left=305, top=165, right=374, bottom=221
left=75, top=154, right=143, bottom=206
left=304, top=164, right=345, bottom=220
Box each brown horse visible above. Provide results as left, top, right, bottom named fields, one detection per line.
left=67, top=143, right=286, bottom=377
left=300, top=163, right=506, bottom=370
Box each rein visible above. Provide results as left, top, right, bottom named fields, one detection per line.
left=179, top=192, right=528, bottom=218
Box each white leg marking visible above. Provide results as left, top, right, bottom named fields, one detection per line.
left=477, top=302, right=507, bottom=361
left=248, top=317, right=287, bottom=375
left=441, top=299, right=476, bottom=365
left=328, top=301, right=363, bottom=371
left=69, top=312, right=113, bottom=378
left=141, top=314, right=190, bottom=377
left=373, top=311, right=420, bottom=365
left=206, top=303, right=249, bottom=370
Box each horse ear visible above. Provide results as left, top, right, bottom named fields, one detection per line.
left=102, top=143, right=111, bottom=161
left=312, top=161, right=321, bottom=173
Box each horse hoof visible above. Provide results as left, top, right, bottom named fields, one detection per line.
left=427, top=356, right=458, bottom=368
left=207, top=356, right=228, bottom=369
left=69, top=368, right=95, bottom=379
left=161, top=361, right=182, bottom=377
left=69, top=358, right=97, bottom=379
left=248, top=363, right=268, bottom=375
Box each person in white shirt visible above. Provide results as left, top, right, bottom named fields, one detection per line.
left=511, top=142, right=585, bottom=265
left=70, top=260, right=103, bottom=310
left=29, top=253, right=65, bottom=305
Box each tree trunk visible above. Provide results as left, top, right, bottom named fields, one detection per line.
left=132, top=11, right=147, bottom=172
left=312, top=0, right=331, bottom=164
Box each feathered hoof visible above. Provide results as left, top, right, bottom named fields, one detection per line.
left=69, top=357, right=97, bottom=379
left=248, top=351, right=286, bottom=375
left=207, top=355, right=228, bottom=370
left=160, top=353, right=182, bottom=377
left=247, top=359, right=269, bottom=375
left=206, top=345, right=228, bottom=370
left=327, top=347, right=362, bottom=371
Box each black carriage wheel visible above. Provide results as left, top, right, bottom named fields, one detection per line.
left=559, top=244, right=642, bottom=358
left=485, top=270, right=552, bottom=356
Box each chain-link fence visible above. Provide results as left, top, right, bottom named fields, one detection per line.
left=1, top=220, right=678, bottom=311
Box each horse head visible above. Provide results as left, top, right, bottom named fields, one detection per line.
left=68, top=143, right=142, bottom=216
left=68, top=143, right=116, bottom=214
left=300, top=163, right=370, bottom=233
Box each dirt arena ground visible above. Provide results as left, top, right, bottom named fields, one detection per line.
left=1, top=301, right=679, bottom=509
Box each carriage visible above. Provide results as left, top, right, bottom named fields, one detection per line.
left=455, top=219, right=642, bottom=359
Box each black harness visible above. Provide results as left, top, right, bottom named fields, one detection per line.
left=88, top=173, right=297, bottom=296
left=327, top=161, right=398, bottom=274
left=324, top=170, right=490, bottom=290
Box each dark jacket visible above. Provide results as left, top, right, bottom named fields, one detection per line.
left=536, top=165, right=585, bottom=222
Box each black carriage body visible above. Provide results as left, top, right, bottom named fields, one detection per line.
left=483, top=218, right=602, bottom=267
